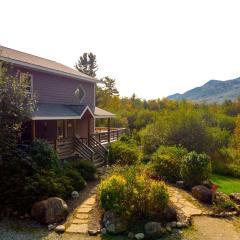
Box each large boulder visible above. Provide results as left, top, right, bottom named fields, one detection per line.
left=230, top=193, right=240, bottom=204
left=162, top=203, right=177, bottom=222
left=144, top=222, right=166, bottom=238
left=192, top=185, right=213, bottom=204
left=31, top=197, right=68, bottom=224
left=103, top=211, right=127, bottom=234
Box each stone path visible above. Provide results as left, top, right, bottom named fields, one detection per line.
left=168, top=185, right=209, bottom=222
left=65, top=188, right=97, bottom=234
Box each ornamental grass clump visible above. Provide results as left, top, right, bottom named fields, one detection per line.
left=98, top=166, right=169, bottom=220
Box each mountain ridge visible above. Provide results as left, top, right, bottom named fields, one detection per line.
left=168, top=77, right=240, bottom=103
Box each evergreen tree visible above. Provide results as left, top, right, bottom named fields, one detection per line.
left=75, top=52, right=98, bottom=77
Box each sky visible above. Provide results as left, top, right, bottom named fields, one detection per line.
left=1, top=0, right=240, bottom=99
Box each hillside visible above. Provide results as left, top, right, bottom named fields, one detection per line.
left=168, top=77, right=240, bottom=103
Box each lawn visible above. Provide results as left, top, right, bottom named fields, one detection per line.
left=211, top=174, right=240, bottom=194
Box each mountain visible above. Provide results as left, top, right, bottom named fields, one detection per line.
left=168, top=77, right=240, bottom=103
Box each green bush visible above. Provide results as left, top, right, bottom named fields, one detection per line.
left=214, top=163, right=240, bottom=178
left=181, top=151, right=211, bottom=188
left=99, top=174, right=127, bottom=214
left=149, top=146, right=187, bottom=182
left=108, top=141, right=140, bottom=165
left=71, top=160, right=96, bottom=181
left=29, top=139, right=60, bottom=172
left=98, top=166, right=169, bottom=220
left=24, top=171, right=74, bottom=201
left=64, top=168, right=86, bottom=191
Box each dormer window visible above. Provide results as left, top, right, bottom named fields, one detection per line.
left=75, top=84, right=86, bottom=103
left=20, top=73, right=33, bottom=96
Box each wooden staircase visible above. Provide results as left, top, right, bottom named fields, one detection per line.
left=74, top=136, right=108, bottom=168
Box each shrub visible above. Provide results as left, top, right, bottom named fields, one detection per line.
left=64, top=168, right=86, bottom=191
left=108, top=141, right=140, bottom=165
left=71, top=159, right=96, bottom=181
left=98, top=166, right=169, bottom=220
left=99, top=174, right=127, bottom=214
left=149, top=146, right=187, bottom=182
left=29, top=139, right=60, bottom=172
left=24, top=171, right=74, bottom=202
left=214, top=163, right=240, bottom=178
left=181, top=151, right=211, bottom=188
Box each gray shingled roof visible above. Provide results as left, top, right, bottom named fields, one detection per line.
left=95, top=107, right=115, bottom=118
left=0, top=46, right=98, bottom=83
left=31, top=103, right=93, bottom=120
left=31, top=104, right=114, bottom=120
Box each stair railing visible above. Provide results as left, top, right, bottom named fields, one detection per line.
left=74, top=137, right=94, bottom=162
left=89, top=136, right=108, bottom=159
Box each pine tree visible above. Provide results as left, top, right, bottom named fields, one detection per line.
left=75, top=52, right=98, bottom=77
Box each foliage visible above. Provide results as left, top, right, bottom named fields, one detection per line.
left=29, top=139, right=60, bottom=172
left=71, top=159, right=97, bottom=181
left=98, top=166, right=169, bottom=220
left=63, top=167, right=86, bottom=191
left=0, top=63, right=36, bottom=162
left=108, top=141, right=140, bottom=165
left=180, top=151, right=211, bottom=188
left=99, top=174, right=127, bottom=214
left=75, top=52, right=98, bottom=77
left=149, top=145, right=188, bottom=182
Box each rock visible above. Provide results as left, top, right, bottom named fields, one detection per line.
left=71, top=191, right=79, bottom=199
left=103, top=211, right=127, bottom=234
left=55, top=225, right=65, bottom=233
left=162, top=203, right=177, bottom=222
left=176, top=181, right=184, bottom=188
left=170, top=221, right=177, bottom=228
left=214, top=192, right=230, bottom=205
left=48, top=224, right=57, bottom=231
left=128, top=232, right=135, bottom=239
left=135, top=233, right=145, bottom=240
left=88, top=229, right=100, bottom=235
left=202, top=180, right=213, bottom=189
left=101, top=228, right=107, bottom=234
left=31, top=197, right=68, bottom=225
left=230, top=193, right=240, bottom=204
left=166, top=224, right=172, bottom=232
left=176, top=222, right=187, bottom=228
left=192, top=185, right=213, bottom=204
left=144, top=222, right=165, bottom=238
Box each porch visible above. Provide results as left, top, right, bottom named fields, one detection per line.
left=22, top=103, right=126, bottom=165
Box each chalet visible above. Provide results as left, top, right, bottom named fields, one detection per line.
left=0, top=46, right=125, bottom=167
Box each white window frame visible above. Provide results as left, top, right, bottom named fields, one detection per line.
left=75, top=84, right=86, bottom=104
left=20, top=72, right=33, bottom=96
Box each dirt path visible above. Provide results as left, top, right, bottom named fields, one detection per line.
left=183, top=216, right=240, bottom=240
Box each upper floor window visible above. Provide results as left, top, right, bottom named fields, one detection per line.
left=20, top=73, right=33, bottom=96
left=74, top=84, right=86, bottom=103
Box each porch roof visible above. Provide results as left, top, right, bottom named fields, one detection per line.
left=94, top=107, right=115, bottom=118
left=31, top=103, right=94, bottom=120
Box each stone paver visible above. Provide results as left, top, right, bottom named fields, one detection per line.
left=168, top=185, right=208, bottom=222
left=65, top=194, right=96, bottom=234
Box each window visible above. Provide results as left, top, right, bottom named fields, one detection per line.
left=75, top=84, right=86, bottom=103
left=20, top=73, right=33, bottom=96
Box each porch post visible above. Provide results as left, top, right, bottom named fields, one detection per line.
left=73, top=120, right=76, bottom=137
left=32, top=120, right=36, bottom=141
left=88, top=118, right=90, bottom=145
left=107, top=118, right=111, bottom=143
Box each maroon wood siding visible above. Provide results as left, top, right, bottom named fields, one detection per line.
left=13, top=65, right=95, bottom=111
left=35, top=120, right=57, bottom=141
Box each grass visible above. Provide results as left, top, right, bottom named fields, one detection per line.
left=211, top=174, right=240, bottom=194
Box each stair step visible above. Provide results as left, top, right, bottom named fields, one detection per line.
left=94, top=161, right=105, bottom=168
